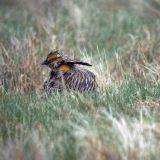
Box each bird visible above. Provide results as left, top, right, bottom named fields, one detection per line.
left=41, top=50, right=98, bottom=93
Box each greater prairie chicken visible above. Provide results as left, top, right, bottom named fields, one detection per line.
left=41, top=50, right=98, bottom=93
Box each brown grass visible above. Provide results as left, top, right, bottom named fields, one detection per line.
left=1, top=29, right=160, bottom=92
left=108, top=30, right=160, bottom=83
left=1, top=0, right=160, bottom=92
left=135, top=100, right=160, bottom=108
left=0, top=31, right=43, bottom=93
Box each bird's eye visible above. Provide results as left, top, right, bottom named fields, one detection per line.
left=57, top=54, right=61, bottom=57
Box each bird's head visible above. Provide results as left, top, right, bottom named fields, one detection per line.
left=42, top=49, right=93, bottom=72
left=41, top=50, right=63, bottom=69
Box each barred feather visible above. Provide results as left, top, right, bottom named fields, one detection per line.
left=44, top=68, right=98, bottom=93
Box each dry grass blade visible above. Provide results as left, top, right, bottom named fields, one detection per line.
left=75, top=131, right=121, bottom=160
left=0, top=33, right=43, bottom=93
left=79, top=95, right=96, bottom=112
left=135, top=100, right=160, bottom=108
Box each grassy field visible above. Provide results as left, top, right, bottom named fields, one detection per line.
left=1, top=0, right=160, bottom=159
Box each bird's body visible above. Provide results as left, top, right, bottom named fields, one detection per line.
left=42, top=50, right=98, bottom=93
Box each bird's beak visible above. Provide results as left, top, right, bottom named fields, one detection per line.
left=41, top=59, right=49, bottom=65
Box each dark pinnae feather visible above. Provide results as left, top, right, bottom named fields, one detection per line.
left=66, top=61, right=92, bottom=66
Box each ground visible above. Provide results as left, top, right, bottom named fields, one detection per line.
left=0, top=0, right=160, bottom=159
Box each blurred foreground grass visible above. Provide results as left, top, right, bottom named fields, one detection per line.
left=1, top=0, right=160, bottom=159
left=1, top=81, right=160, bottom=159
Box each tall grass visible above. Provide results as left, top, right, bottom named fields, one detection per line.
left=1, top=82, right=160, bottom=159
left=1, top=0, right=160, bottom=159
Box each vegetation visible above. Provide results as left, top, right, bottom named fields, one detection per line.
left=1, top=0, right=160, bottom=159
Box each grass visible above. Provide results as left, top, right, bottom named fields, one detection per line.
left=1, top=0, right=160, bottom=159
left=1, top=81, right=160, bottom=159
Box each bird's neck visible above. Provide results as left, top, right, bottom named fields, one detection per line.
left=49, top=64, right=73, bottom=78
left=59, top=63, right=73, bottom=72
